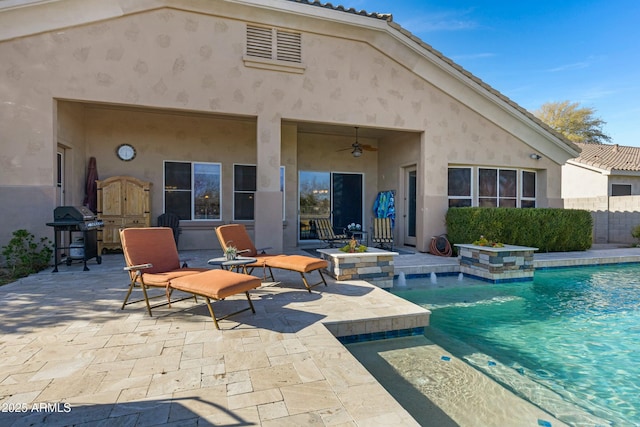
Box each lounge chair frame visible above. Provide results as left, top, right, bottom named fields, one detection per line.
left=313, top=218, right=349, bottom=248
left=120, top=227, right=260, bottom=329
left=372, top=217, right=394, bottom=250
left=215, top=224, right=329, bottom=292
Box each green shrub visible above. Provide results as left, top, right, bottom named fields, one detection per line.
left=446, top=207, right=592, bottom=252
left=2, top=229, right=53, bottom=280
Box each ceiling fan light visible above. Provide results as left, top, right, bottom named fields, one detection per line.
left=352, top=146, right=363, bottom=157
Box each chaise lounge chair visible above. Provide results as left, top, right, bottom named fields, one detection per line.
left=214, top=223, right=284, bottom=276
left=312, top=218, right=349, bottom=248
left=120, top=227, right=261, bottom=329
left=215, top=224, right=329, bottom=292
left=372, top=217, right=394, bottom=250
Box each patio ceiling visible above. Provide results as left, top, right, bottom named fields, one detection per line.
left=291, top=120, right=418, bottom=141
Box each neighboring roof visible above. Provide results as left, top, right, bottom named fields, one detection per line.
left=570, top=142, right=640, bottom=172
left=286, top=0, right=579, bottom=155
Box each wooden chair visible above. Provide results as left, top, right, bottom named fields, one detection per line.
left=372, top=217, right=394, bottom=250
left=313, top=218, right=349, bottom=248
left=120, top=227, right=261, bottom=329
left=157, top=212, right=181, bottom=245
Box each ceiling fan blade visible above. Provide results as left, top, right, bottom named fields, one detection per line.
left=362, top=145, right=378, bottom=151
left=336, top=147, right=353, bottom=152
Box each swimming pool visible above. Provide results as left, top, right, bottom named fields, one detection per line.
left=391, top=264, right=640, bottom=426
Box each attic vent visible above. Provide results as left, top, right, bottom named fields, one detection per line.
left=276, top=30, right=301, bottom=63
left=246, top=25, right=273, bottom=59
left=246, top=25, right=302, bottom=63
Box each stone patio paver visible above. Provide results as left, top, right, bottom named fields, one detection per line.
left=0, top=245, right=638, bottom=426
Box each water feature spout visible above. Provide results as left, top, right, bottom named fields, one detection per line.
left=430, top=272, right=437, bottom=284
left=458, top=272, right=464, bottom=281
left=397, top=272, right=406, bottom=287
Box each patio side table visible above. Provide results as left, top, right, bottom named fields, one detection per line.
left=207, top=256, right=257, bottom=275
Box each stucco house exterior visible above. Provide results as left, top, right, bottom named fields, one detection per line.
left=563, top=143, right=640, bottom=244
left=0, top=0, right=579, bottom=256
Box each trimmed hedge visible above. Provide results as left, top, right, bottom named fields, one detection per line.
left=445, top=207, right=592, bottom=253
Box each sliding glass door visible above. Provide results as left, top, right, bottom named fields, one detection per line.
left=298, top=171, right=363, bottom=242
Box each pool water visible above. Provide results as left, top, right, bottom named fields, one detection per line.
left=392, top=264, right=640, bottom=426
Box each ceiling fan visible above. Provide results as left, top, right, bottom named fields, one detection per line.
left=337, top=127, right=378, bottom=157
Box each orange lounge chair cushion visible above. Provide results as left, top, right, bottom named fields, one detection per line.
left=265, top=255, right=328, bottom=273
left=121, top=227, right=190, bottom=273
left=216, top=224, right=260, bottom=257
left=169, top=269, right=261, bottom=300
left=140, top=268, right=208, bottom=287
left=247, top=254, right=286, bottom=268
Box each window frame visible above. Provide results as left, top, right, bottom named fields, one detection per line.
left=611, top=183, right=632, bottom=196
left=233, top=164, right=285, bottom=221
left=478, top=168, right=519, bottom=207
left=521, top=170, right=537, bottom=208
left=448, top=166, right=537, bottom=208
left=163, top=160, right=222, bottom=221
left=447, top=167, right=473, bottom=208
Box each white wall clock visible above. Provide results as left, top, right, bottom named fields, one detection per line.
left=116, top=144, right=136, bottom=161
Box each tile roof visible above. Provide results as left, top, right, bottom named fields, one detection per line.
left=571, top=142, right=640, bottom=172
left=286, top=0, right=392, bottom=20
left=286, top=0, right=577, bottom=153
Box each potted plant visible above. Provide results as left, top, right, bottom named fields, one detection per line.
left=339, top=237, right=367, bottom=253
left=473, top=235, right=504, bottom=248
left=224, top=242, right=238, bottom=260
left=346, top=222, right=362, bottom=238
left=347, top=223, right=361, bottom=232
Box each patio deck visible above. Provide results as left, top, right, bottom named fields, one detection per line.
left=1, top=245, right=638, bottom=426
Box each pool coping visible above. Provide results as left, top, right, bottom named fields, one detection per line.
left=394, top=248, right=640, bottom=279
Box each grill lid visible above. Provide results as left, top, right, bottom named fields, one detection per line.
left=53, top=206, right=96, bottom=222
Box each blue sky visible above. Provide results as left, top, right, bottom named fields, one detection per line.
left=349, top=1, right=640, bottom=147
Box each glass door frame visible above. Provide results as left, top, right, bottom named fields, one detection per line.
left=297, top=170, right=364, bottom=244
left=404, top=165, right=417, bottom=246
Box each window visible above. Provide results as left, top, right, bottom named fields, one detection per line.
left=478, top=168, right=518, bottom=207
left=521, top=171, right=537, bottom=208
left=57, top=152, right=62, bottom=189
left=164, top=161, right=221, bottom=220
left=611, top=184, right=632, bottom=196
left=56, top=150, right=64, bottom=205
left=448, top=167, right=472, bottom=207
left=448, top=167, right=536, bottom=208
left=246, top=25, right=301, bottom=63
left=233, top=165, right=285, bottom=221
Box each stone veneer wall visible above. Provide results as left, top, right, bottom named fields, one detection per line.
left=457, top=245, right=536, bottom=282
left=318, top=249, right=396, bottom=289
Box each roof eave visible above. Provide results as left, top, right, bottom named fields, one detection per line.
left=565, top=159, right=611, bottom=175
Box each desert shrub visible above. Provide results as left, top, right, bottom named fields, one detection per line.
left=2, top=229, right=53, bottom=280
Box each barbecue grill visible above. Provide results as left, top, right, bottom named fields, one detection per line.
left=46, top=206, right=103, bottom=272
